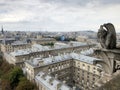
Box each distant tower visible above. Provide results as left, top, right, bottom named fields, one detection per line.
left=1, top=26, right=4, bottom=34
left=1, top=26, right=6, bottom=45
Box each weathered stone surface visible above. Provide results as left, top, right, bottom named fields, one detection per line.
left=94, top=23, right=120, bottom=89
left=97, top=23, right=116, bottom=49
left=94, top=48, right=120, bottom=74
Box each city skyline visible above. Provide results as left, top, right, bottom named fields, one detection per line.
left=0, top=0, right=120, bottom=32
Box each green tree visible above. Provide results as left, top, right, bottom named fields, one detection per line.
left=0, top=58, right=3, bottom=66
left=16, top=77, right=36, bottom=90
left=54, top=36, right=60, bottom=41
left=0, top=59, right=37, bottom=90
left=9, top=67, right=24, bottom=88
left=0, top=60, right=13, bottom=74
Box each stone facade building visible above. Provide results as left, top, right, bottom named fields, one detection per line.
left=35, top=71, right=72, bottom=90
left=5, top=44, right=95, bottom=67
left=24, top=53, right=102, bottom=90
left=32, top=38, right=56, bottom=45
left=1, top=41, right=31, bottom=52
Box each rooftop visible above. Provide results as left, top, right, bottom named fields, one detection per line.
left=10, top=43, right=95, bottom=57
left=10, top=44, right=50, bottom=56
left=35, top=71, right=71, bottom=90
left=70, top=41, right=88, bottom=46
left=34, top=38, right=55, bottom=41
left=80, top=48, right=94, bottom=55
left=27, top=52, right=101, bottom=68
left=11, top=41, right=28, bottom=46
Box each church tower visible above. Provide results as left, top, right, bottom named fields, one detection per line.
left=1, top=26, right=4, bottom=34
left=1, top=26, right=6, bottom=45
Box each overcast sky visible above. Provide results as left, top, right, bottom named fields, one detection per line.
left=0, top=0, right=120, bottom=32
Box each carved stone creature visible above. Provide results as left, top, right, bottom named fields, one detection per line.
left=97, top=23, right=116, bottom=49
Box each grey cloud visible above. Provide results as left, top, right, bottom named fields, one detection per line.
left=40, top=0, right=91, bottom=7
left=0, top=3, right=7, bottom=6
left=0, top=0, right=120, bottom=32
left=101, top=0, right=120, bottom=4
left=0, top=10, right=8, bottom=14
left=0, top=0, right=38, bottom=15
left=40, top=0, right=120, bottom=7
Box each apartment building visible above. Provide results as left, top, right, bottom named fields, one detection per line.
left=35, top=71, right=73, bottom=90
left=5, top=44, right=95, bottom=67
left=24, top=53, right=102, bottom=90
left=1, top=41, right=31, bottom=52
left=32, top=38, right=56, bottom=45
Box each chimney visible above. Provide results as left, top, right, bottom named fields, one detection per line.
left=48, top=72, right=50, bottom=75
left=49, top=54, right=51, bottom=57
left=55, top=74, right=58, bottom=79
left=73, top=86, right=76, bottom=90
left=56, top=83, right=62, bottom=90
left=41, top=73, right=46, bottom=80
left=49, top=78, right=54, bottom=84
left=63, top=80, right=66, bottom=84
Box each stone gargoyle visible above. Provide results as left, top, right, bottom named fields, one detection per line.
left=97, top=23, right=116, bottom=49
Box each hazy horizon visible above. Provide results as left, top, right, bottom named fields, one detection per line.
left=0, top=0, right=120, bottom=32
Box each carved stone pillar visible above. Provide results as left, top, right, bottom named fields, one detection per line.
left=94, top=49, right=119, bottom=75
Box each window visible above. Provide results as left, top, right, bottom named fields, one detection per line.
left=87, top=79, right=89, bottom=82
left=82, top=79, right=84, bottom=83
left=59, top=66, right=60, bottom=70
left=87, top=81, right=89, bottom=85
left=67, top=64, right=69, bottom=66
left=88, top=72, right=90, bottom=75
left=52, top=68, right=54, bottom=72
left=48, top=67, right=51, bottom=72
left=62, top=65, right=64, bottom=69
left=74, top=62, right=75, bottom=65
left=87, top=76, right=89, bottom=78
left=93, top=71, right=96, bottom=73
left=88, top=66, right=90, bottom=71
left=55, top=66, right=57, bottom=69
left=93, top=67, right=96, bottom=70
left=93, top=78, right=95, bottom=81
